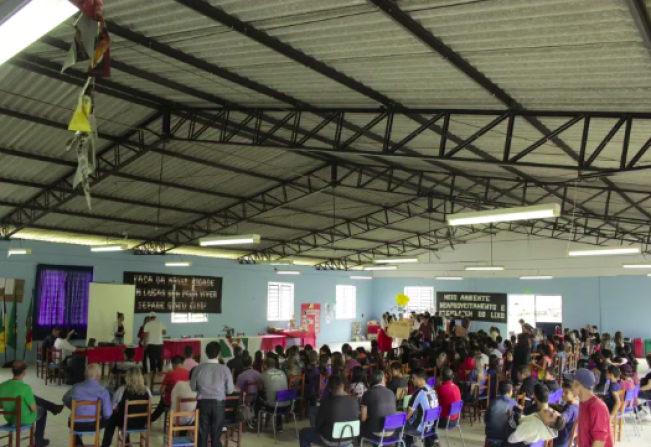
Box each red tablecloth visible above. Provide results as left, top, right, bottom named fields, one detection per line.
left=84, top=346, right=144, bottom=363
left=259, top=334, right=287, bottom=350
left=163, top=340, right=200, bottom=360
left=269, top=330, right=316, bottom=347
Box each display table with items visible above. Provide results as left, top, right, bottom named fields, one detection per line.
left=162, top=334, right=287, bottom=362
left=267, top=328, right=316, bottom=347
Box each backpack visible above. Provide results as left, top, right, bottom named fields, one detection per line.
left=236, top=403, right=255, bottom=423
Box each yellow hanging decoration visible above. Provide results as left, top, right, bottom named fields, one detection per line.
left=68, top=95, right=93, bottom=132
left=396, top=293, right=410, bottom=307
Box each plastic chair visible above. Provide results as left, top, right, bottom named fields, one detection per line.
left=548, top=389, right=562, bottom=405
left=442, top=401, right=465, bottom=447
left=360, top=413, right=407, bottom=447
left=615, top=389, right=637, bottom=441
left=45, top=348, right=63, bottom=386
left=117, top=399, right=151, bottom=447
left=332, top=421, right=359, bottom=447
left=427, top=377, right=436, bottom=388
left=0, top=396, right=35, bottom=447
left=410, top=407, right=442, bottom=444
left=318, top=374, right=330, bottom=399
left=257, top=389, right=298, bottom=443
left=163, top=410, right=198, bottom=447
left=69, top=400, right=103, bottom=447
left=288, top=375, right=305, bottom=420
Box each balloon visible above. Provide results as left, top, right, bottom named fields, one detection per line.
left=396, top=293, right=410, bottom=306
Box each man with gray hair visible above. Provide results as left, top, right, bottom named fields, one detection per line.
left=63, top=364, right=113, bottom=445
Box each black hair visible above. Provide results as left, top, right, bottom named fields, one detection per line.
left=498, top=380, right=513, bottom=396
left=117, top=312, right=124, bottom=319
left=328, top=374, right=345, bottom=393
left=304, top=344, right=313, bottom=352
left=58, top=328, right=69, bottom=338
left=254, top=350, right=263, bottom=361
left=601, top=349, right=613, bottom=360
left=320, top=345, right=332, bottom=357
left=390, top=362, right=403, bottom=372
left=342, top=343, right=351, bottom=355
left=265, top=357, right=277, bottom=369
left=274, top=345, right=285, bottom=356
left=351, top=367, right=368, bottom=387
left=534, top=383, right=550, bottom=404
left=205, top=341, right=221, bottom=360
left=172, top=355, right=184, bottom=365
left=411, top=368, right=427, bottom=381
left=242, top=356, right=253, bottom=368
left=123, top=348, right=136, bottom=361
left=607, top=364, right=621, bottom=379
left=11, top=362, right=27, bottom=377
left=184, top=345, right=193, bottom=358
left=233, top=346, right=243, bottom=357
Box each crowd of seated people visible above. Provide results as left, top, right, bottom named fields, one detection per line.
left=3, top=313, right=650, bottom=447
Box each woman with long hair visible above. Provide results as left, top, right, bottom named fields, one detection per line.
left=285, top=353, right=302, bottom=377
left=369, top=346, right=384, bottom=371
left=101, top=367, right=151, bottom=447
left=349, top=366, right=368, bottom=402
left=253, top=350, right=264, bottom=372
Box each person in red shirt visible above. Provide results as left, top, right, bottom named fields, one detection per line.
left=436, top=368, right=462, bottom=428
left=457, top=348, right=475, bottom=382
left=151, top=355, right=189, bottom=422
left=571, top=368, right=614, bottom=447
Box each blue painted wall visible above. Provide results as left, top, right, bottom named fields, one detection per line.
left=0, top=240, right=373, bottom=362
left=369, top=276, right=648, bottom=339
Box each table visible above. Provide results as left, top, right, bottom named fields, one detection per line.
left=84, top=346, right=144, bottom=363
left=162, top=335, right=288, bottom=362
left=268, top=329, right=316, bottom=348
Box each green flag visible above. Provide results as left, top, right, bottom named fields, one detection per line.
left=7, top=299, right=16, bottom=350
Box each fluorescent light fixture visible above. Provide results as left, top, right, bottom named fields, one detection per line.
left=447, top=203, right=560, bottom=226
left=622, top=264, right=651, bottom=269
left=7, top=248, right=31, bottom=256
left=363, top=265, right=398, bottom=271
left=374, top=258, right=419, bottom=264
left=275, top=269, right=301, bottom=275
left=166, top=262, right=191, bottom=267
left=90, top=244, right=128, bottom=252
left=568, top=247, right=640, bottom=257
left=435, top=277, right=463, bottom=280
left=199, top=234, right=260, bottom=246
left=259, top=260, right=294, bottom=266
left=0, top=0, right=78, bottom=67
left=350, top=276, right=373, bottom=280
left=520, top=276, right=553, bottom=280
left=465, top=266, right=504, bottom=271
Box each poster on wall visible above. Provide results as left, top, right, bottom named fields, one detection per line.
left=124, top=272, right=222, bottom=313
left=300, top=303, right=321, bottom=335
left=436, top=292, right=507, bottom=323
left=0, top=278, right=25, bottom=303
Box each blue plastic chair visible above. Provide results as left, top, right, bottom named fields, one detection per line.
left=442, top=401, right=465, bottom=447
left=0, top=396, right=35, bottom=447
left=360, top=412, right=407, bottom=447
left=410, top=406, right=442, bottom=444
left=615, top=389, right=638, bottom=441
left=548, top=389, right=562, bottom=405
left=117, top=399, right=151, bottom=447
left=528, top=441, right=545, bottom=447
left=427, top=377, right=436, bottom=388
left=257, top=388, right=298, bottom=442
left=69, top=400, right=103, bottom=447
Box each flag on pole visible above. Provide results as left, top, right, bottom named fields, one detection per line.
left=0, top=299, right=6, bottom=354
left=25, top=296, right=33, bottom=351
left=7, top=298, right=16, bottom=350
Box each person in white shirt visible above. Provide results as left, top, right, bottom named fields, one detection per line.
left=112, top=313, right=126, bottom=345
left=143, top=312, right=167, bottom=372
left=54, top=328, right=78, bottom=357
left=171, top=370, right=197, bottom=426
left=489, top=341, right=503, bottom=359
left=505, top=384, right=564, bottom=446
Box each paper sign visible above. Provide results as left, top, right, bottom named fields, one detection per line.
left=300, top=303, right=321, bottom=335
left=387, top=320, right=411, bottom=339
left=436, top=292, right=507, bottom=323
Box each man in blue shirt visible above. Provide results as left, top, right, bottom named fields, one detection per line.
left=63, top=364, right=112, bottom=446
left=404, top=368, right=439, bottom=447
left=550, top=382, right=579, bottom=447
left=485, top=380, right=518, bottom=444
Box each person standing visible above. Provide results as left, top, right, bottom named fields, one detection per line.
left=190, top=341, right=235, bottom=447
left=112, top=313, right=126, bottom=345
left=138, top=317, right=151, bottom=373
left=0, top=362, right=64, bottom=447
left=571, top=369, right=614, bottom=447
left=143, top=312, right=166, bottom=372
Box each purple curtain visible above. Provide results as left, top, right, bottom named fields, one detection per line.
left=37, top=267, right=92, bottom=326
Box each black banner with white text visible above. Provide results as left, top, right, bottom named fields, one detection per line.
left=124, top=272, right=223, bottom=314
left=436, top=292, right=507, bottom=323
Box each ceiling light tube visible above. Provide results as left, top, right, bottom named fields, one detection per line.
left=350, top=276, right=373, bottom=280
left=447, top=203, right=561, bottom=226
left=568, top=247, right=640, bottom=257
left=259, top=260, right=294, bottom=266
left=0, top=0, right=78, bottom=67
left=465, top=266, right=504, bottom=271
left=622, top=264, right=651, bottom=269
left=90, top=244, right=128, bottom=252
left=199, top=234, right=260, bottom=246
left=363, top=265, right=398, bottom=271
left=520, top=276, right=553, bottom=280
left=7, top=248, right=31, bottom=256
left=166, top=262, right=191, bottom=267
left=275, top=269, right=301, bottom=275
left=374, top=258, right=419, bottom=264
left=435, top=277, right=463, bottom=280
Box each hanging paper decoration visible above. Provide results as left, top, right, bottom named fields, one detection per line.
left=396, top=293, right=410, bottom=307
left=61, top=0, right=111, bottom=210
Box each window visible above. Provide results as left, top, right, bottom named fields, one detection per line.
left=404, top=286, right=434, bottom=312
left=336, top=285, right=356, bottom=319
left=34, top=264, right=93, bottom=339
left=171, top=313, right=208, bottom=323
left=508, top=294, right=563, bottom=336
left=267, top=282, right=294, bottom=321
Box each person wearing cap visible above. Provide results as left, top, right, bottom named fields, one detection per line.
left=143, top=312, right=167, bottom=372
left=571, top=368, right=614, bottom=447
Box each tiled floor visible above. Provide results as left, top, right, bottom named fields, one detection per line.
left=12, top=365, right=651, bottom=447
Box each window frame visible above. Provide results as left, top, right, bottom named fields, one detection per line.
left=335, top=284, right=357, bottom=320
left=170, top=313, right=208, bottom=324
left=267, top=281, right=295, bottom=322
left=403, top=286, right=435, bottom=313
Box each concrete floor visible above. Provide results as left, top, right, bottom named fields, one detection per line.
left=12, top=365, right=651, bottom=447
